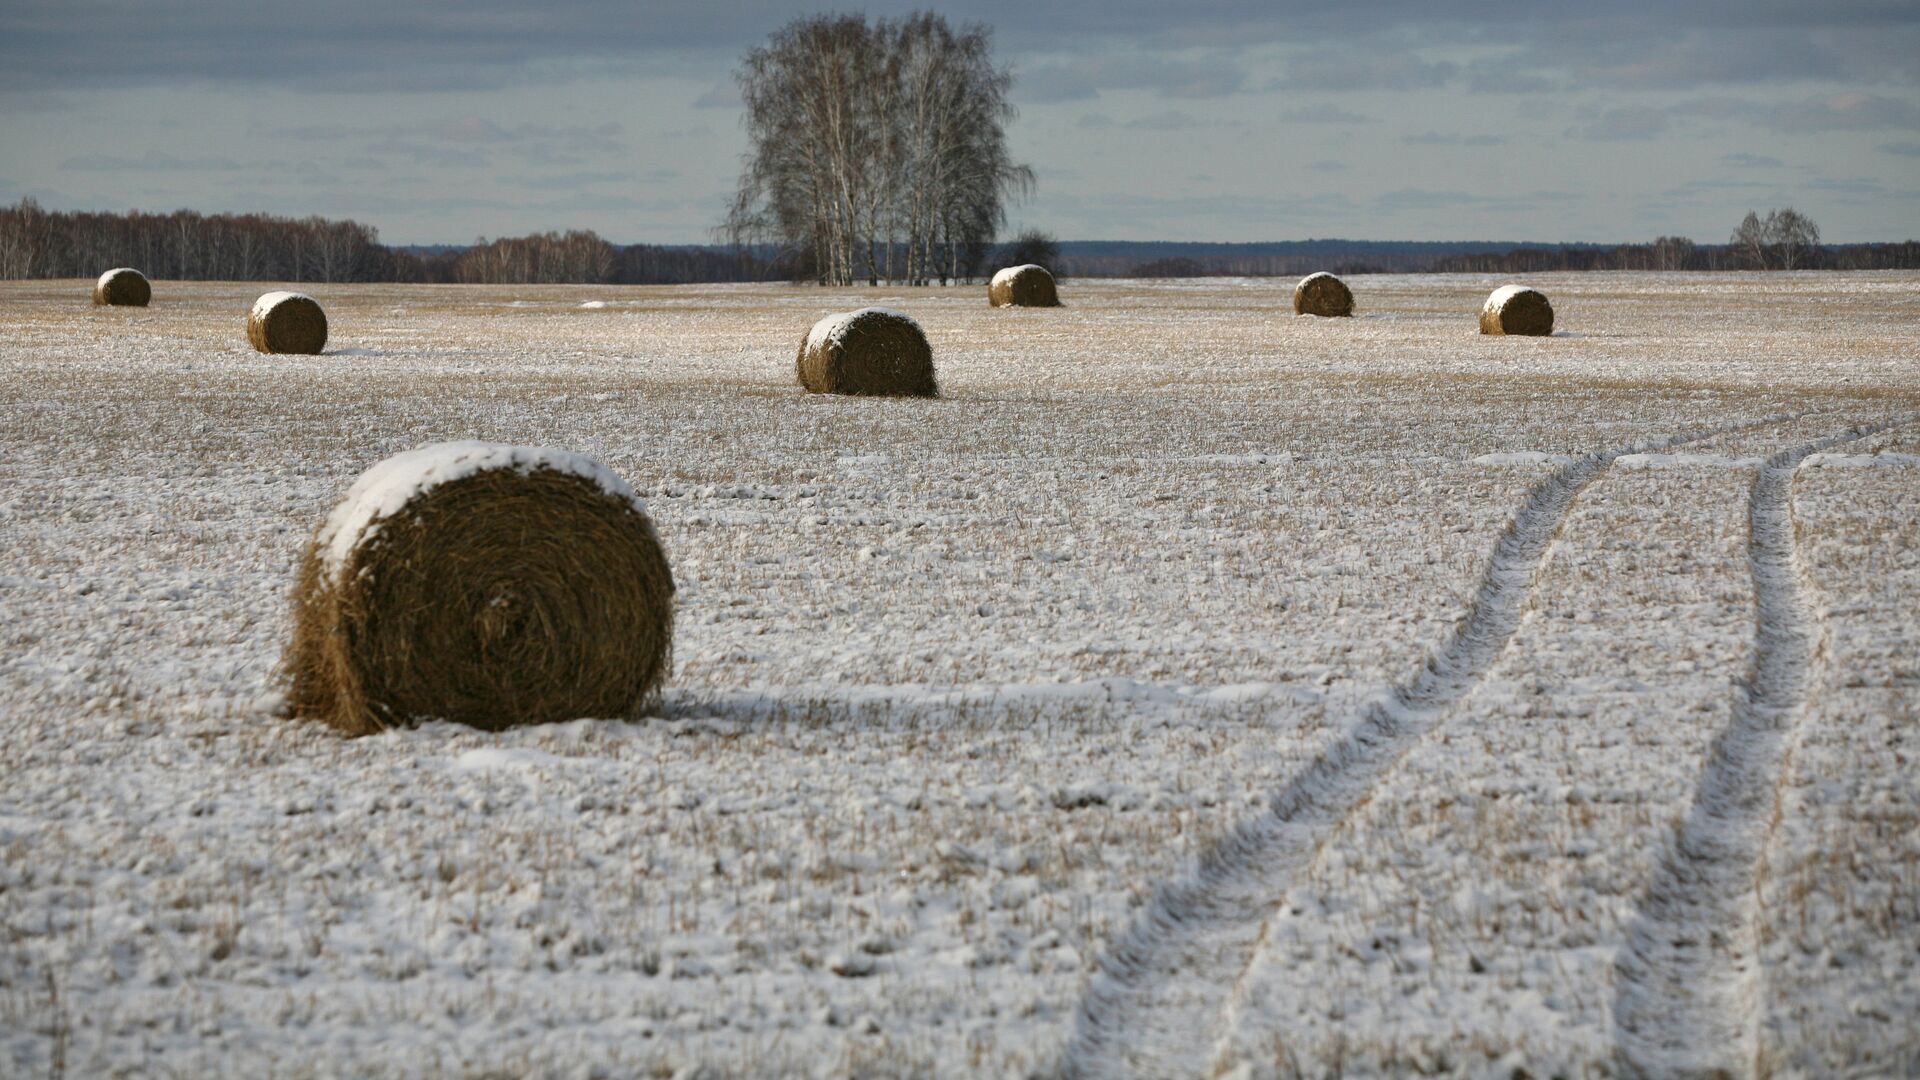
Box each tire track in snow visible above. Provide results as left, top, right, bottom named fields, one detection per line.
left=1611, top=420, right=1903, bottom=1079
left=1057, top=417, right=1796, bottom=1079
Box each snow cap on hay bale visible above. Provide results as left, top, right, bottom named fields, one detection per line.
left=989, top=264, right=1061, bottom=307
left=249, top=291, right=328, bottom=354
left=93, top=268, right=150, bottom=307
left=1292, top=272, right=1353, bottom=317
left=1480, top=285, right=1554, bottom=336
left=796, top=307, right=938, bottom=397
left=283, top=441, right=675, bottom=736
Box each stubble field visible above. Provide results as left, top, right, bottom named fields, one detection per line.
left=1, top=273, right=1916, bottom=1077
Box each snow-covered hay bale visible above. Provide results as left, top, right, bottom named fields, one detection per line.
left=283, top=441, right=675, bottom=736
left=1292, top=272, right=1353, bottom=317
left=989, top=264, right=1061, bottom=308
left=92, top=268, right=150, bottom=307
left=248, top=291, right=328, bottom=354
left=796, top=307, right=938, bottom=397
left=1479, top=285, right=1554, bottom=337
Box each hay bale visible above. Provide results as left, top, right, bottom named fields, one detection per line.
left=1292, top=272, right=1353, bottom=317
left=283, top=441, right=675, bottom=735
left=92, top=268, right=150, bottom=307
left=796, top=307, right=938, bottom=397
left=988, top=264, right=1061, bottom=307
left=249, top=291, right=329, bottom=354
left=1479, top=285, right=1554, bottom=336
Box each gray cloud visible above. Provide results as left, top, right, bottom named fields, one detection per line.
left=1269, top=51, right=1456, bottom=93
left=7, top=1, right=1913, bottom=96
left=1029, top=189, right=1356, bottom=235
left=1402, top=132, right=1506, bottom=146
left=1123, top=111, right=1202, bottom=131
left=362, top=139, right=493, bottom=170
left=1020, top=54, right=1249, bottom=102
left=1807, top=176, right=1887, bottom=196
left=1675, top=92, right=1920, bottom=133
left=1760, top=93, right=1920, bottom=132
left=1273, top=105, right=1373, bottom=125
left=1375, top=188, right=1504, bottom=210
left=693, top=82, right=742, bottom=109
left=61, top=150, right=246, bottom=173
left=1461, top=57, right=1559, bottom=95
left=1569, top=106, right=1670, bottom=141
left=6, top=1, right=1916, bottom=244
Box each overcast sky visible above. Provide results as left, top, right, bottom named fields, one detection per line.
left=2, top=1, right=1916, bottom=244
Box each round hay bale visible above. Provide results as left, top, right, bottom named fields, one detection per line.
left=283, top=441, right=675, bottom=735
left=988, top=264, right=1061, bottom=308
left=1292, top=272, right=1353, bottom=317
left=796, top=307, right=938, bottom=397
left=1479, top=285, right=1554, bottom=336
left=93, top=268, right=151, bottom=307
left=249, top=291, right=328, bottom=354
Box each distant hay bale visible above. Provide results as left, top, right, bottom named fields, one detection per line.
left=989, top=264, right=1061, bottom=308
left=1480, top=285, right=1554, bottom=336
left=283, top=441, right=675, bottom=736
left=796, top=307, right=938, bottom=397
left=1292, top=272, right=1353, bottom=317
left=92, top=268, right=150, bottom=307
left=249, top=291, right=329, bottom=354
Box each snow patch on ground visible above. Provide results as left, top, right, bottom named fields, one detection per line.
left=1800, top=451, right=1920, bottom=468
left=1616, top=452, right=1765, bottom=469
left=1473, top=451, right=1576, bottom=467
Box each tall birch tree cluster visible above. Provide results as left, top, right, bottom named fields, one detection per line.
left=724, top=13, right=1033, bottom=286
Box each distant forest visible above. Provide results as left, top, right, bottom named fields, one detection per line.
left=1, top=199, right=1915, bottom=284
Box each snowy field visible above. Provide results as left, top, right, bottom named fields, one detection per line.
left=1, top=272, right=1916, bottom=1077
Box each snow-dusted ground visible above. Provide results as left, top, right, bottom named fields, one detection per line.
left=0, top=273, right=1915, bottom=1077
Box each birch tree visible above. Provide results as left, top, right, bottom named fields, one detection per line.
left=724, top=12, right=1031, bottom=286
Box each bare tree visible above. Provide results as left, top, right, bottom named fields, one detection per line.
left=0, top=197, right=51, bottom=278
left=724, top=12, right=1031, bottom=286
left=1769, top=208, right=1820, bottom=270
left=449, top=230, right=617, bottom=284
left=996, top=228, right=1060, bottom=273
left=1730, top=207, right=1821, bottom=270
left=1650, top=235, right=1696, bottom=271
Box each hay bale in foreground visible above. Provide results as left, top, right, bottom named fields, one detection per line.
left=1292, top=272, right=1353, bottom=317
left=1480, top=285, right=1554, bottom=336
left=93, top=268, right=151, bottom=307
left=283, top=441, right=675, bottom=735
left=989, top=264, right=1061, bottom=308
left=796, top=307, right=938, bottom=397
left=249, top=291, right=328, bottom=354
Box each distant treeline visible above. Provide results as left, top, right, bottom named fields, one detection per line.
left=1061, top=238, right=1920, bottom=276
left=1054, top=240, right=1532, bottom=277
left=0, top=199, right=408, bottom=282
left=2, top=200, right=1914, bottom=284
left=408, top=232, right=782, bottom=285
left=1424, top=239, right=1920, bottom=273
left=0, top=200, right=783, bottom=284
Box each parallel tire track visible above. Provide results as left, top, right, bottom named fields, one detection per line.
left=1057, top=419, right=1792, bottom=1079
left=1611, top=422, right=1898, bottom=1079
